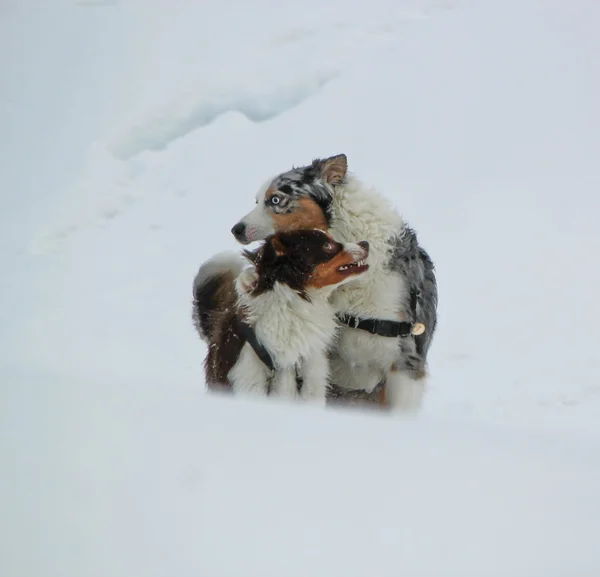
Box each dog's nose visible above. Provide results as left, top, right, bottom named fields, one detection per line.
left=231, top=222, right=246, bottom=241
left=358, top=241, right=369, bottom=251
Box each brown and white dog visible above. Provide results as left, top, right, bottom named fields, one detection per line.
left=231, top=154, right=438, bottom=412
left=192, top=229, right=369, bottom=404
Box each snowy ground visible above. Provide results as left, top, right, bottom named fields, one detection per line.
left=2, top=0, right=600, bottom=575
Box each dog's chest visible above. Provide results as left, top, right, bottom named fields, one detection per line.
left=254, top=299, right=336, bottom=368
left=327, top=241, right=406, bottom=376
left=331, top=266, right=405, bottom=318
left=328, top=326, right=401, bottom=391
left=336, top=324, right=400, bottom=366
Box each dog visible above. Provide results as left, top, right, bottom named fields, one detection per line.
left=192, top=229, right=370, bottom=404
left=231, top=154, right=438, bottom=412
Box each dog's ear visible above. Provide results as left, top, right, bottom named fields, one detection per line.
left=312, top=154, right=347, bottom=186
left=258, top=235, right=286, bottom=264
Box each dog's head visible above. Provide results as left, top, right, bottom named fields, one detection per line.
left=231, top=154, right=347, bottom=245
left=242, top=229, right=369, bottom=297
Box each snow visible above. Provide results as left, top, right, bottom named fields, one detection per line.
left=3, top=374, right=600, bottom=577
left=2, top=0, right=600, bottom=575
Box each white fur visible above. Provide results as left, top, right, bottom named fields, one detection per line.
left=237, top=178, right=277, bottom=243
left=237, top=171, right=426, bottom=412
left=327, top=175, right=425, bottom=411
left=227, top=345, right=272, bottom=395
left=193, top=251, right=245, bottom=294
left=385, top=369, right=426, bottom=414
left=229, top=278, right=343, bottom=405
left=236, top=267, right=258, bottom=294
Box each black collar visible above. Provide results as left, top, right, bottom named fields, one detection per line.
left=235, top=319, right=275, bottom=373
left=337, top=313, right=414, bottom=338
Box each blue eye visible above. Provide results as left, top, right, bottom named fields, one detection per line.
left=271, top=196, right=281, bottom=205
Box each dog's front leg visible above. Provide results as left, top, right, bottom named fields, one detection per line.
left=385, top=368, right=426, bottom=414
left=297, top=354, right=328, bottom=406
left=228, top=345, right=270, bottom=396
left=270, top=367, right=300, bottom=401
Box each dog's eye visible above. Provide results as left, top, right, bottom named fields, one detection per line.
left=324, top=242, right=334, bottom=251
left=270, top=196, right=281, bottom=205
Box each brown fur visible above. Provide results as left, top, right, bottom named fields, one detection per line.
left=193, top=266, right=248, bottom=389
left=212, top=270, right=237, bottom=312
left=375, top=385, right=388, bottom=407
left=328, top=382, right=389, bottom=409
left=204, top=306, right=247, bottom=388
left=271, top=197, right=328, bottom=232
left=308, top=250, right=367, bottom=289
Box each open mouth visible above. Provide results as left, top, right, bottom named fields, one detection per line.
left=337, top=259, right=369, bottom=275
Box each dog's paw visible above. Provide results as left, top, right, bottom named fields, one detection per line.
left=237, top=267, right=259, bottom=295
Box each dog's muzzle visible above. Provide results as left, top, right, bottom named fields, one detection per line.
left=231, top=222, right=247, bottom=243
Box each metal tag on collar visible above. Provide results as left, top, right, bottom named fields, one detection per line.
left=410, top=323, right=426, bottom=336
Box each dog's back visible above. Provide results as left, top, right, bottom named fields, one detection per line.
left=192, top=253, right=247, bottom=388
left=192, top=253, right=243, bottom=341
